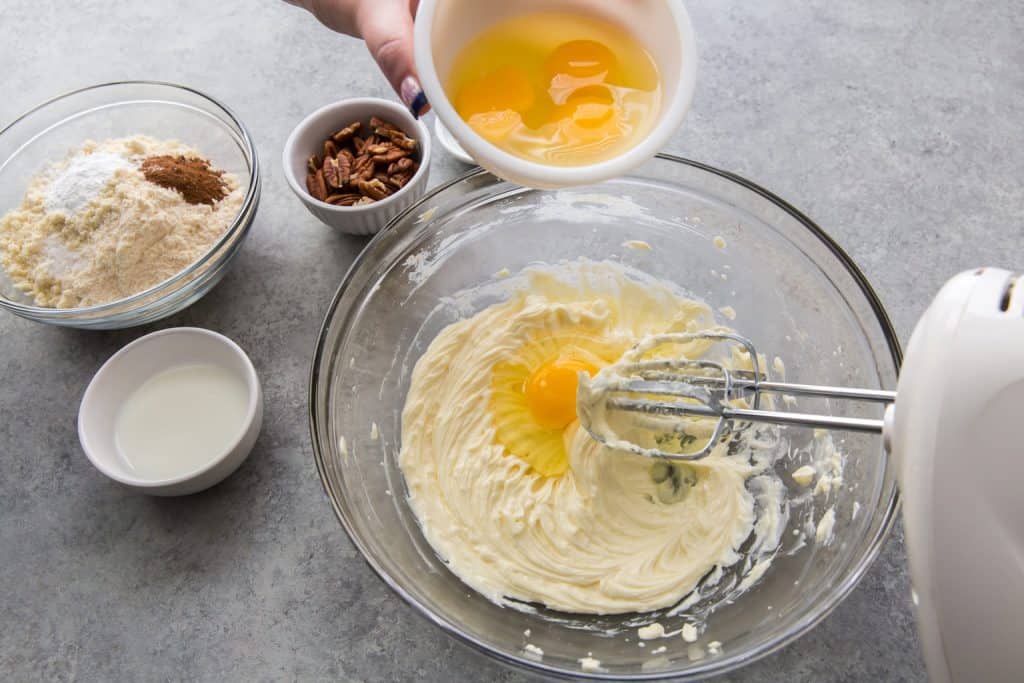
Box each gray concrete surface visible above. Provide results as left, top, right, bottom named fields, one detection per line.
left=2, top=0, right=1021, bottom=680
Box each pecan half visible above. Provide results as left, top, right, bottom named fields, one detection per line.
left=331, top=121, right=361, bottom=143
left=356, top=178, right=392, bottom=200
left=306, top=169, right=328, bottom=201
left=307, top=154, right=319, bottom=174
left=326, top=192, right=363, bottom=206
left=375, top=126, right=417, bottom=151
left=373, top=148, right=407, bottom=164
left=335, top=152, right=352, bottom=183
left=389, top=171, right=414, bottom=189
left=352, top=153, right=375, bottom=181
left=371, top=116, right=400, bottom=134
left=323, top=139, right=338, bottom=160
left=387, top=157, right=416, bottom=175
left=322, top=156, right=346, bottom=189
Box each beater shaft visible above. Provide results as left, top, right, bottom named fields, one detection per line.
left=608, top=396, right=886, bottom=433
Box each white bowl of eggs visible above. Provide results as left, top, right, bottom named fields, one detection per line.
left=414, top=0, right=697, bottom=188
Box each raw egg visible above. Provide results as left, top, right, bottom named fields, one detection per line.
left=491, top=335, right=615, bottom=477
left=446, top=11, right=662, bottom=166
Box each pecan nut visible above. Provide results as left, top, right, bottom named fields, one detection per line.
left=356, top=178, right=392, bottom=200
left=374, top=126, right=417, bottom=151
left=352, top=154, right=375, bottom=181
left=326, top=192, right=363, bottom=206
left=371, top=116, right=400, bottom=134
left=322, top=156, right=346, bottom=189
left=335, top=152, right=352, bottom=183
left=373, top=148, right=407, bottom=164
left=387, top=157, right=416, bottom=175
left=306, top=169, right=328, bottom=201
left=331, top=121, right=361, bottom=143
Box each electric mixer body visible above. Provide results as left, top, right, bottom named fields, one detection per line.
left=889, top=267, right=1024, bottom=683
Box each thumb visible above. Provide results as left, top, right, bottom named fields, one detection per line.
left=356, top=1, right=430, bottom=117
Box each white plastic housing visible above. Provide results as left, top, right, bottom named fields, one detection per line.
left=889, top=268, right=1024, bottom=683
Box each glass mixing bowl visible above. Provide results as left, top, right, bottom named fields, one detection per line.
left=0, top=81, right=260, bottom=329
left=310, top=155, right=901, bottom=679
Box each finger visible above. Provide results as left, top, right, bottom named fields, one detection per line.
left=303, top=0, right=359, bottom=37
left=356, top=1, right=430, bottom=116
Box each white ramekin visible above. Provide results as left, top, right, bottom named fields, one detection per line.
left=78, top=328, right=263, bottom=496
left=283, top=98, right=431, bottom=236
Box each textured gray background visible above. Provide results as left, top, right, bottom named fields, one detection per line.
left=2, top=0, right=1021, bottom=680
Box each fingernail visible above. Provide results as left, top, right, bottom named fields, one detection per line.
left=400, top=76, right=429, bottom=119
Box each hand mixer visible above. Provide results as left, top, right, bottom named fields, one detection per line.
left=579, top=267, right=1024, bottom=683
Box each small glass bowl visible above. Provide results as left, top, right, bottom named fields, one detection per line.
left=0, top=81, right=260, bottom=329
left=310, top=155, right=902, bottom=680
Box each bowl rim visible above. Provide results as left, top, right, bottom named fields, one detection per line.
left=308, top=155, right=904, bottom=680
left=413, top=0, right=698, bottom=188
left=281, top=97, right=432, bottom=214
left=0, top=80, right=261, bottom=318
left=78, top=326, right=262, bottom=489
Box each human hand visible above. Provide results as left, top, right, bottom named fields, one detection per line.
left=288, top=0, right=429, bottom=117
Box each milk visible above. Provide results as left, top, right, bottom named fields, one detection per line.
left=114, top=363, right=250, bottom=480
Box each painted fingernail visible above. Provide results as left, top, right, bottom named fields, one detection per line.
left=400, top=75, right=429, bottom=119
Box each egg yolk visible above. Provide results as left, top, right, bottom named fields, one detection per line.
left=553, top=85, right=621, bottom=142
left=545, top=40, right=618, bottom=81
left=455, top=65, right=535, bottom=119
left=524, top=356, right=597, bottom=429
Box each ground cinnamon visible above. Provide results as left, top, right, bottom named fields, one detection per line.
left=141, top=155, right=227, bottom=205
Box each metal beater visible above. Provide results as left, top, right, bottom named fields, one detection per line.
left=578, top=331, right=895, bottom=461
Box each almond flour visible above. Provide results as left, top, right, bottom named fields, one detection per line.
left=0, top=136, right=243, bottom=308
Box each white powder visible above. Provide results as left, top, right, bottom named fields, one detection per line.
left=44, top=152, right=132, bottom=215
left=41, top=234, right=87, bottom=275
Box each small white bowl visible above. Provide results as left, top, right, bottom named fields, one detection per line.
left=414, top=0, right=698, bottom=189
left=283, top=98, right=432, bottom=236
left=78, top=328, right=263, bottom=496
